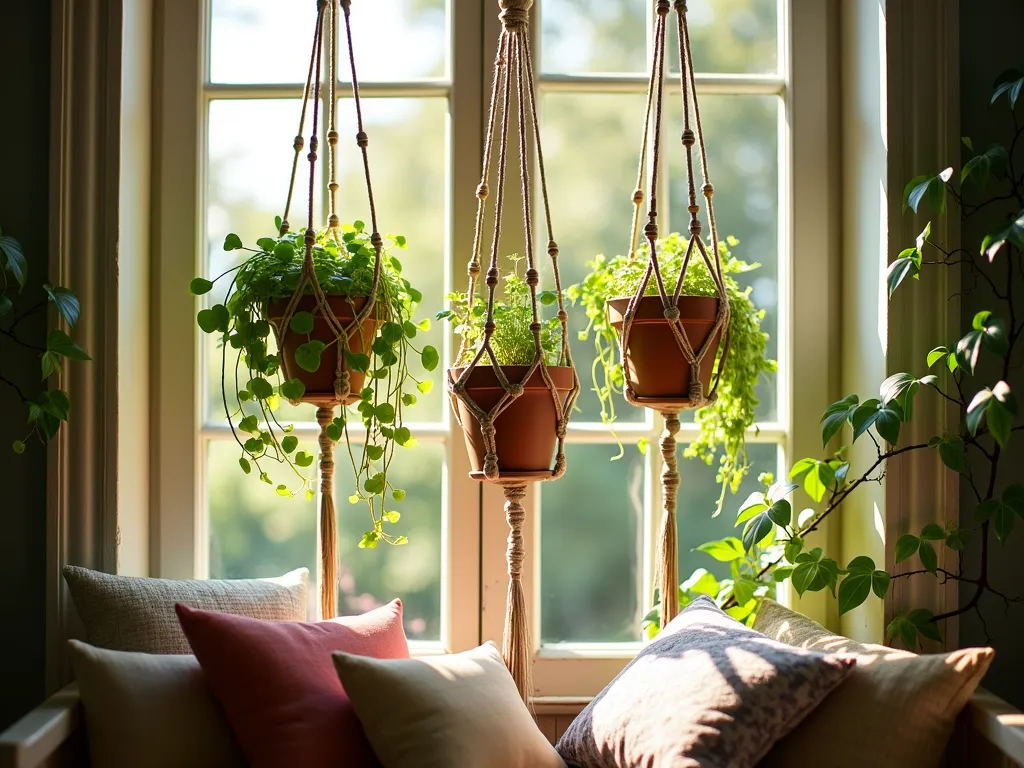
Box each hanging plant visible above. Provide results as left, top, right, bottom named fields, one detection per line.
left=567, top=234, right=777, bottom=509
left=191, top=219, right=435, bottom=548
left=441, top=255, right=572, bottom=477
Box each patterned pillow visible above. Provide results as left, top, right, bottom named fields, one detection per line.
left=556, top=595, right=855, bottom=768
left=63, top=566, right=308, bottom=654
left=754, top=598, right=994, bottom=767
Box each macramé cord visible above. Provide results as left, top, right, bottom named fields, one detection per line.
left=274, top=0, right=384, bottom=620
left=447, top=0, right=580, bottom=705
left=623, top=1, right=731, bottom=629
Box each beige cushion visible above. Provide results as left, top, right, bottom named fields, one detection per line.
left=69, top=640, right=245, bottom=768
left=755, top=598, right=994, bottom=767
left=332, top=641, right=566, bottom=768
left=556, top=595, right=855, bottom=768
left=63, top=566, right=307, bottom=654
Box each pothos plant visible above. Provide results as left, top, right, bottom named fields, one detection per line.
left=1, top=226, right=90, bottom=452
left=567, top=234, right=777, bottom=508
left=191, top=219, right=437, bottom=548
left=438, top=255, right=564, bottom=366
left=647, top=68, right=1024, bottom=648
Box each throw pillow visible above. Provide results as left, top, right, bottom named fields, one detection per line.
left=332, top=641, right=566, bottom=768
left=176, top=599, right=409, bottom=768
left=69, top=640, right=245, bottom=768
left=555, top=595, right=855, bottom=768
left=63, top=565, right=308, bottom=654
left=754, top=598, right=994, bottom=767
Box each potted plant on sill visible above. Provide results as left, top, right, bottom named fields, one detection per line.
left=439, top=255, right=574, bottom=478
left=568, top=234, right=777, bottom=507
left=190, top=219, right=437, bottom=548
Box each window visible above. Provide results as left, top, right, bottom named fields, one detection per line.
left=155, top=0, right=828, bottom=697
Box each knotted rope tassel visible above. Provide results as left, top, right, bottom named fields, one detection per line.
left=498, top=0, right=532, bottom=30
left=502, top=484, right=531, bottom=705
left=655, top=411, right=681, bottom=628
left=317, top=405, right=338, bottom=619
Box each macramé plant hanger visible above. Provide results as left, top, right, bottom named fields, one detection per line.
left=273, top=0, right=385, bottom=621
left=446, top=0, right=580, bottom=703
left=617, top=0, right=731, bottom=629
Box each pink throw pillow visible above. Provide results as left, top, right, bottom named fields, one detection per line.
left=176, top=599, right=408, bottom=768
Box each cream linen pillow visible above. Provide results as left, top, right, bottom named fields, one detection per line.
left=332, top=641, right=566, bottom=768
left=63, top=565, right=308, bottom=653
left=69, top=640, right=245, bottom=768
left=755, top=598, right=994, bottom=768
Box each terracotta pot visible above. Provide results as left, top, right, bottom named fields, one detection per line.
left=606, top=294, right=722, bottom=403
left=268, top=295, right=379, bottom=405
left=450, top=365, right=575, bottom=480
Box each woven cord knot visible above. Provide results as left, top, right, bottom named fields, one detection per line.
left=499, top=0, right=532, bottom=29
left=504, top=485, right=527, bottom=579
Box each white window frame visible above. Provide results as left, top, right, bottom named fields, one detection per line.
left=149, top=0, right=841, bottom=699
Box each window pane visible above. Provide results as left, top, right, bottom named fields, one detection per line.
left=348, top=1, right=447, bottom=82
left=204, top=99, right=323, bottom=424
left=541, top=444, right=644, bottom=643
left=540, top=0, right=647, bottom=74
left=207, top=438, right=318, bottom=619
left=667, top=0, right=779, bottom=74
left=541, top=92, right=648, bottom=424
left=667, top=94, right=780, bottom=422
left=336, top=98, right=447, bottom=422
left=335, top=442, right=444, bottom=641
left=210, top=0, right=447, bottom=84
left=677, top=441, right=779, bottom=581
left=210, top=0, right=320, bottom=84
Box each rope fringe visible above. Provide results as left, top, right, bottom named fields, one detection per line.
left=502, top=485, right=532, bottom=706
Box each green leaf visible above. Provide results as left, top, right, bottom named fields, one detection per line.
left=358, top=531, right=379, bottom=549
left=820, top=394, right=859, bottom=447
left=237, top=457, right=252, bottom=475
left=887, top=615, right=917, bottom=649
left=872, top=570, right=891, bottom=599
left=44, top=285, right=81, bottom=328
left=275, top=484, right=290, bottom=497
left=909, top=608, right=942, bottom=643
left=886, top=251, right=921, bottom=297
left=392, top=489, right=406, bottom=502
left=294, top=451, right=314, bottom=468
left=0, top=295, right=12, bottom=318
left=992, top=69, right=1024, bottom=108
left=381, top=322, right=404, bottom=345
left=223, top=233, right=243, bottom=251
left=903, top=169, right=952, bottom=215
left=735, top=492, right=768, bottom=526
left=402, top=393, right=417, bottom=407
left=976, top=494, right=1017, bottom=542
left=874, top=402, right=903, bottom=444
left=767, top=499, right=792, bottom=527
left=784, top=536, right=803, bottom=564
left=852, top=399, right=882, bottom=440
left=244, top=438, right=264, bottom=455
left=383, top=510, right=401, bottom=524
left=393, top=536, right=409, bottom=546
left=681, top=568, right=720, bottom=597
left=12, top=440, right=26, bottom=454
left=0, top=235, right=28, bottom=287
left=967, top=388, right=992, bottom=436
left=259, top=471, right=272, bottom=485
left=280, top=378, right=306, bottom=401
left=189, top=278, right=213, bottom=296
left=363, top=473, right=386, bottom=495
left=281, top=435, right=298, bottom=454
left=249, top=377, right=274, bottom=400
left=946, top=529, right=969, bottom=551
left=394, top=426, right=413, bottom=446
left=295, top=341, right=325, bottom=373
left=920, top=523, right=946, bottom=540
left=366, top=444, right=384, bottom=461
left=289, top=311, right=315, bottom=335
left=256, top=237, right=276, bottom=253
left=696, top=537, right=746, bottom=562
left=972, top=311, right=1009, bottom=355
left=789, top=458, right=835, bottom=503
left=742, top=512, right=774, bottom=552
left=417, top=380, right=434, bottom=395
left=927, top=346, right=950, bottom=368
left=732, top=577, right=758, bottom=607
left=894, top=533, right=920, bottom=564
left=838, top=571, right=873, bottom=616
left=421, top=346, right=439, bottom=372
left=989, top=381, right=1017, bottom=447
left=374, top=403, right=396, bottom=424
left=919, top=540, right=938, bottom=573
left=937, top=435, right=967, bottom=474
left=981, top=212, right=1024, bottom=262
left=238, top=415, right=259, bottom=434
left=46, top=330, right=91, bottom=362
left=902, top=175, right=931, bottom=213
left=792, top=549, right=839, bottom=597
left=345, top=351, right=370, bottom=373
left=880, top=373, right=920, bottom=421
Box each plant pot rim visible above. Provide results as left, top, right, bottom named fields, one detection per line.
left=449, top=364, right=575, bottom=390
left=607, top=294, right=720, bottom=325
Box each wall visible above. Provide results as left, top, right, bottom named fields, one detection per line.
left=0, top=0, right=51, bottom=731
left=958, top=0, right=1024, bottom=709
